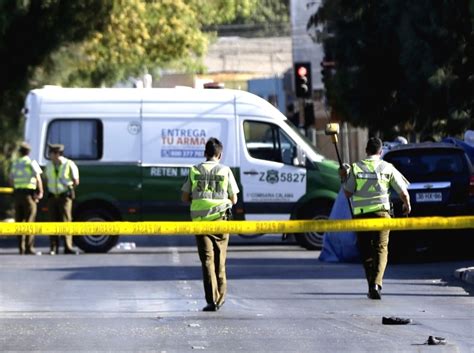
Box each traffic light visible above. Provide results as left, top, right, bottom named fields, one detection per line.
left=320, top=60, right=336, bottom=88
left=294, top=62, right=312, bottom=98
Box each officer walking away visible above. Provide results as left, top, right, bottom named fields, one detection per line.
left=45, top=144, right=80, bottom=255
left=181, top=138, right=239, bottom=312
left=341, top=137, right=411, bottom=299
left=9, top=142, right=44, bottom=255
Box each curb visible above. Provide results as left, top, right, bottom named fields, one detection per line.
left=454, top=267, right=474, bottom=285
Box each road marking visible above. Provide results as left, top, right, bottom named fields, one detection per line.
left=170, top=247, right=180, bottom=264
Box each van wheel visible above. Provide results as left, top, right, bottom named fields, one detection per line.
left=295, top=200, right=333, bottom=250
left=74, top=210, right=119, bottom=253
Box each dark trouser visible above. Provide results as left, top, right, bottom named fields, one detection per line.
left=48, top=195, right=74, bottom=252
left=355, top=211, right=391, bottom=288
left=14, top=191, right=37, bottom=254
left=195, top=231, right=229, bottom=306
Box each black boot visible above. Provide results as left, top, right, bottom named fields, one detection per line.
left=202, top=303, right=217, bottom=312
left=367, top=285, right=382, bottom=300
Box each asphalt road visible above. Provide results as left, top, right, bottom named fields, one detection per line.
left=0, top=235, right=473, bottom=352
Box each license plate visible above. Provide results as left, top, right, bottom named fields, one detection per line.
left=416, top=192, right=442, bottom=202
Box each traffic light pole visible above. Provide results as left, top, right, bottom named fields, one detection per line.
left=298, top=99, right=305, bottom=129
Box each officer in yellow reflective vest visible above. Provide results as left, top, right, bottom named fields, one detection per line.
left=181, top=137, right=239, bottom=312
left=342, top=137, right=411, bottom=300
left=9, top=142, right=44, bottom=255
left=45, top=144, right=80, bottom=255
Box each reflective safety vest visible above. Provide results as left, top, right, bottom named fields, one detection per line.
left=190, top=163, right=232, bottom=221
left=11, top=156, right=37, bottom=190
left=46, top=159, right=74, bottom=195
left=351, top=159, right=391, bottom=215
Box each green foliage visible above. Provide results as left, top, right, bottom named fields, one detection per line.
left=29, top=0, right=261, bottom=87
left=212, top=0, right=290, bottom=37
left=69, top=0, right=210, bottom=86
left=190, top=0, right=256, bottom=25
left=311, top=0, right=474, bottom=138
left=235, top=0, right=289, bottom=24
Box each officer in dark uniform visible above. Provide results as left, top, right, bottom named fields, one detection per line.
left=341, top=137, right=411, bottom=299
left=44, top=144, right=80, bottom=255
left=9, top=142, right=44, bottom=255
left=181, top=138, right=240, bottom=311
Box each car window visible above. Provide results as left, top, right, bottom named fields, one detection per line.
left=243, top=121, right=296, bottom=165
left=385, top=150, right=465, bottom=177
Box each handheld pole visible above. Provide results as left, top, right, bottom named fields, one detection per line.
left=325, top=123, right=354, bottom=217
left=330, top=132, right=343, bottom=166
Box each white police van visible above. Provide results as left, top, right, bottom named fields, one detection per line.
left=23, top=87, right=340, bottom=252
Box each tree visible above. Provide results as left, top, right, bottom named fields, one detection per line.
left=0, top=0, right=114, bottom=146
left=30, top=0, right=263, bottom=86
left=206, top=0, right=290, bottom=37
left=310, top=0, right=474, bottom=138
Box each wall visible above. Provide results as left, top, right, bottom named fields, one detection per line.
left=247, top=77, right=286, bottom=113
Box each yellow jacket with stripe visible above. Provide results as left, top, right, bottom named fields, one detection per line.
left=343, top=155, right=409, bottom=215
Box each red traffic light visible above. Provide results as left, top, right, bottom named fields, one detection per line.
left=293, top=62, right=312, bottom=98
left=297, top=66, right=308, bottom=77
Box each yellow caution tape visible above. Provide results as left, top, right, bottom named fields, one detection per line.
left=0, top=187, right=13, bottom=194
left=0, top=216, right=472, bottom=236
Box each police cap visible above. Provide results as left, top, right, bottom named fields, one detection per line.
left=19, top=141, right=31, bottom=152
left=48, top=143, right=64, bottom=153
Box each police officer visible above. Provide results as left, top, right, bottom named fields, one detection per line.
left=9, top=142, right=44, bottom=255
left=341, top=137, right=411, bottom=299
left=45, top=144, right=80, bottom=255
left=181, top=138, right=239, bottom=311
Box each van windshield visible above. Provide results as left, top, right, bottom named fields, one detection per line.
left=282, top=119, right=327, bottom=162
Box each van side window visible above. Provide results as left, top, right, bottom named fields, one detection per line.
left=46, top=119, right=103, bottom=160
left=243, top=121, right=295, bottom=165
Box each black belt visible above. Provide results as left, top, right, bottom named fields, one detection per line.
left=14, top=189, right=35, bottom=195
left=49, top=192, right=69, bottom=198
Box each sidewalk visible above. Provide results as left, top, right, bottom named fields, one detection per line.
left=454, top=267, right=474, bottom=285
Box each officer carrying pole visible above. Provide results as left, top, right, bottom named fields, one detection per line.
left=339, top=137, right=411, bottom=300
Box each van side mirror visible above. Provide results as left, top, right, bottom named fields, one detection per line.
left=292, top=146, right=306, bottom=167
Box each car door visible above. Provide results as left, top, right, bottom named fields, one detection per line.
left=239, top=120, right=306, bottom=220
